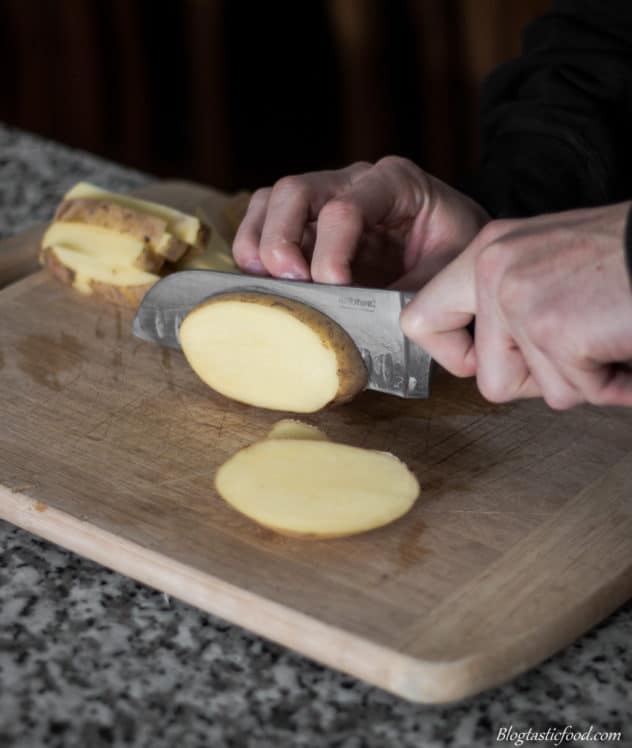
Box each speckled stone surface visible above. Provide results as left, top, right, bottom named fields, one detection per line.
left=0, top=123, right=631, bottom=748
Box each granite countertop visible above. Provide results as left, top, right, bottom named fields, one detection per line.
left=0, top=123, right=630, bottom=748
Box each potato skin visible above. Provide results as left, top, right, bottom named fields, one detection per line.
left=191, top=291, right=368, bottom=408
left=88, top=279, right=156, bottom=309
left=132, top=245, right=163, bottom=273
left=249, top=522, right=380, bottom=540
left=40, top=247, right=157, bottom=309
left=54, top=199, right=188, bottom=263
left=196, top=222, right=211, bottom=252
left=55, top=199, right=166, bottom=241
left=39, top=246, right=75, bottom=286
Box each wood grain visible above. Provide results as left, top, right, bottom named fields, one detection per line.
left=1, top=181, right=632, bottom=703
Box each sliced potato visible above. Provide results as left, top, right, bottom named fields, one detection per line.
left=42, top=221, right=163, bottom=273
left=180, top=190, right=250, bottom=270
left=266, top=419, right=328, bottom=441
left=215, top=437, right=420, bottom=538
left=55, top=199, right=188, bottom=262
left=179, top=292, right=367, bottom=413
left=40, top=246, right=159, bottom=308
left=175, top=226, right=238, bottom=272
left=64, top=182, right=207, bottom=248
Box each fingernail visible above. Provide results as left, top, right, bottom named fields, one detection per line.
left=280, top=270, right=308, bottom=281
left=321, top=270, right=346, bottom=285
left=245, top=258, right=266, bottom=274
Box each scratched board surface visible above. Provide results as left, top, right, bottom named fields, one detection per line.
left=1, top=181, right=632, bottom=703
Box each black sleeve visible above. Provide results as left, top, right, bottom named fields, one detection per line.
left=468, top=0, right=632, bottom=218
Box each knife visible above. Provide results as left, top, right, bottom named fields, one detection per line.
left=132, top=270, right=433, bottom=398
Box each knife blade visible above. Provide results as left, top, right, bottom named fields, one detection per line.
left=132, top=270, right=433, bottom=398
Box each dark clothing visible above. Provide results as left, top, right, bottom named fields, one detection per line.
left=470, top=0, right=632, bottom=219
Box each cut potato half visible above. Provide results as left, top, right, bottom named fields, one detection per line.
left=41, top=246, right=159, bottom=308
left=179, top=292, right=367, bottom=413
left=64, top=182, right=207, bottom=248
left=55, top=199, right=188, bottom=262
left=215, top=438, right=420, bottom=538
left=42, top=221, right=163, bottom=273
left=266, top=419, right=328, bottom=441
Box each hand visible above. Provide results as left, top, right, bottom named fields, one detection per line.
left=232, top=157, right=489, bottom=289
left=400, top=202, right=632, bottom=408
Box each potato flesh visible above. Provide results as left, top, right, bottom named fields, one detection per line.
left=215, top=439, right=420, bottom=537
left=42, top=246, right=159, bottom=294
left=55, top=199, right=188, bottom=262
left=266, top=419, right=328, bottom=441
left=179, top=300, right=341, bottom=412
left=64, top=182, right=203, bottom=246
left=42, top=221, right=160, bottom=271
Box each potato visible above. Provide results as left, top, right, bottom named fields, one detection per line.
left=179, top=292, right=368, bottom=412
left=55, top=199, right=188, bottom=262
left=266, top=419, right=328, bottom=441
left=175, top=193, right=248, bottom=271
left=174, top=226, right=238, bottom=272
left=215, top=432, right=420, bottom=538
left=40, top=246, right=159, bottom=308
left=64, top=182, right=207, bottom=249
left=42, top=221, right=164, bottom=273
left=177, top=190, right=251, bottom=270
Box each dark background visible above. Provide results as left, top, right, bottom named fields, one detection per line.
left=0, top=0, right=549, bottom=192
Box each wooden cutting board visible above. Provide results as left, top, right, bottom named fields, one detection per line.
left=2, top=181, right=632, bottom=704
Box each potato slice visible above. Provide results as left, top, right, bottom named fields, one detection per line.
left=180, top=191, right=250, bottom=268
left=64, top=182, right=207, bottom=248
left=266, top=419, right=328, bottom=441
left=179, top=292, right=368, bottom=413
left=55, top=199, right=188, bottom=262
left=175, top=226, right=238, bottom=272
left=215, top=437, right=420, bottom=538
left=42, top=221, right=163, bottom=273
left=41, top=246, right=159, bottom=308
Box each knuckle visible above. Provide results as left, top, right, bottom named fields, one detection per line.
left=250, top=187, right=270, bottom=207
left=375, top=154, right=412, bottom=173
left=475, top=221, right=500, bottom=246
left=496, top=269, right=529, bottom=318
left=477, top=218, right=513, bottom=247
left=348, top=160, right=372, bottom=172
left=475, top=241, right=508, bottom=288
left=319, top=198, right=361, bottom=227
left=272, top=175, right=308, bottom=199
